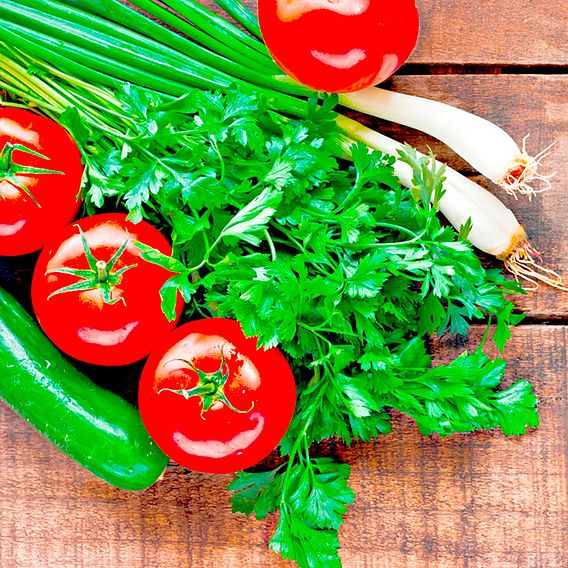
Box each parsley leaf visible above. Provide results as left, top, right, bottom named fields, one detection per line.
left=218, top=186, right=283, bottom=246
left=230, top=456, right=354, bottom=568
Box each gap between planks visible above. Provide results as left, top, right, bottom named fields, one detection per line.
left=399, top=64, right=568, bottom=76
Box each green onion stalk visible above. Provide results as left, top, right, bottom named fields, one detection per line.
left=0, top=0, right=480, bottom=191
left=1, top=0, right=550, bottom=198
left=54, top=0, right=553, bottom=200
left=0, top=0, right=560, bottom=286
left=0, top=45, right=162, bottom=207
left=0, top=50, right=124, bottom=134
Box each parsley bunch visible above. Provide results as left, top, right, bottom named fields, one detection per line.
left=75, top=85, right=536, bottom=567
left=1, top=55, right=538, bottom=566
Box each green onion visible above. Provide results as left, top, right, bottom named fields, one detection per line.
left=0, top=0, right=562, bottom=287
left=212, top=0, right=263, bottom=39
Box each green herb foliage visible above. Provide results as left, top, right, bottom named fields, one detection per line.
left=74, top=85, right=535, bottom=567
left=3, top=72, right=537, bottom=568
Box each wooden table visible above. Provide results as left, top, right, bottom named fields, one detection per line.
left=1, top=1, right=567, bottom=566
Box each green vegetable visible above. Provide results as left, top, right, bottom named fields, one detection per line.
left=0, top=18, right=540, bottom=568
left=0, top=286, right=169, bottom=491
left=125, top=95, right=538, bottom=566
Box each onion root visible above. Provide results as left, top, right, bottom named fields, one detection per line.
left=498, top=136, right=556, bottom=200
left=501, top=227, right=568, bottom=291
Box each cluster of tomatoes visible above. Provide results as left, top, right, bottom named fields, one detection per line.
left=0, top=108, right=296, bottom=474
left=1, top=0, right=420, bottom=473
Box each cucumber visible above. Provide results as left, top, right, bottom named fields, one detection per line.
left=0, top=285, right=169, bottom=490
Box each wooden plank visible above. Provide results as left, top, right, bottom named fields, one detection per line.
left=368, top=74, right=568, bottom=317
left=411, top=0, right=568, bottom=66
left=239, top=0, right=568, bottom=66
left=0, top=325, right=566, bottom=567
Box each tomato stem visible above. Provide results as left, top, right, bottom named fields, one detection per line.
left=158, top=384, right=216, bottom=399
left=96, top=260, right=108, bottom=282
left=46, top=226, right=136, bottom=304
left=159, top=348, right=254, bottom=415
left=0, top=141, right=63, bottom=207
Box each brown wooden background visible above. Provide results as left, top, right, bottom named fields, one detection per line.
left=1, top=1, right=567, bottom=567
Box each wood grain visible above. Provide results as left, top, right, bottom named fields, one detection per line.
left=2, top=1, right=567, bottom=567
left=410, top=0, right=568, bottom=66
left=0, top=326, right=566, bottom=568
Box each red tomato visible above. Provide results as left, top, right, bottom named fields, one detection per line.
left=31, top=213, right=183, bottom=366
left=138, top=319, right=296, bottom=473
left=258, top=0, right=420, bottom=93
left=0, top=108, right=83, bottom=256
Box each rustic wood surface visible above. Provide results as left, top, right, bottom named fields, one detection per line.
left=1, top=1, right=567, bottom=567
left=1, top=327, right=566, bottom=568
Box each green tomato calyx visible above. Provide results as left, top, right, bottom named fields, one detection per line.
left=0, top=142, right=63, bottom=207
left=158, top=347, right=254, bottom=416
left=46, top=224, right=137, bottom=305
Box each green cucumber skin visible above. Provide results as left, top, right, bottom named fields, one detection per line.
left=0, top=286, right=169, bottom=491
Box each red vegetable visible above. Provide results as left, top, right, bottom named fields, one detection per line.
left=258, top=0, right=420, bottom=93
left=0, top=108, right=83, bottom=256
left=31, top=213, right=183, bottom=366
left=138, top=319, right=297, bottom=474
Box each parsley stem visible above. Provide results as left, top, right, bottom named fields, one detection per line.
left=280, top=428, right=310, bottom=507
left=270, top=234, right=305, bottom=254
left=280, top=412, right=316, bottom=505
left=271, top=228, right=339, bottom=275
left=373, top=222, right=421, bottom=239
left=279, top=365, right=333, bottom=509
left=302, top=435, right=316, bottom=483
left=186, top=259, right=208, bottom=274
left=191, top=206, right=211, bottom=254
left=309, top=329, right=333, bottom=348
left=300, top=322, right=360, bottom=339
left=480, top=314, right=494, bottom=347
left=209, top=136, right=226, bottom=183
left=185, top=227, right=231, bottom=273
left=370, top=238, right=427, bottom=248
left=264, top=230, right=277, bottom=262
left=271, top=225, right=342, bottom=272
left=191, top=296, right=212, bottom=319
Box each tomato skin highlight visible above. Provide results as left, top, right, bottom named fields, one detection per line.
left=258, top=0, right=420, bottom=93
left=0, top=108, right=83, bottom=256
left=138, top=319, right=297, bottom=474
left=31, top=213, right=183, bottom=366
